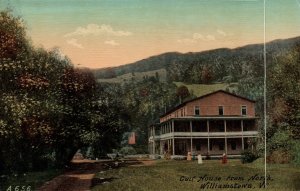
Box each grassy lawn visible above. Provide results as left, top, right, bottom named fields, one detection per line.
left=92, top=159, right=300, bottom=191
left=0, top=169, right=62, bottom=191
left=173, top=82, right=238, bottom=97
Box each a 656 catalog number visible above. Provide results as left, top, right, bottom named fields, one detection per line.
left=6, top=185, right=32, bottom=191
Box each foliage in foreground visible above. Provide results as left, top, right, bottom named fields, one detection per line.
left=0, top=10, right=126, bottom=174
left=241, top=150, right=259, bottom=164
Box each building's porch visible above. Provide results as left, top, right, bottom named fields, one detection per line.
left=149, top=137, right=256, bottom=156
left=148, top=117, right=258, bottom=157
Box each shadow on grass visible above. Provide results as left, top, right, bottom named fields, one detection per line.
left=91, top=177, right=119, bottom=187
left=90, top=159, right=144, bottom=189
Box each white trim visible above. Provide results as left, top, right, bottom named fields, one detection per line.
left=194, top=105, right=200, bottom=116
left=241, top=105, right=247, bottom=116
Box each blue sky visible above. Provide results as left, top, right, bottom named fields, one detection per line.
left=1, top=0, right=299, bottom=68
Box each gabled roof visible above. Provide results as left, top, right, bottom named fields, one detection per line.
left=160, top=90, right=255, bottom=118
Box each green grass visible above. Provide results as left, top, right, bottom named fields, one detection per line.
left=92, top=159, right=300, bottom=191
left=174, top=82, right=238, bottom=97
left=1, top=169, right=62, bottom=191
left=97, top=69, right=167, bottom=83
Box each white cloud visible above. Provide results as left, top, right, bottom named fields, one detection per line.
left=178, top=33, right=215, bottom=44
left=66, top=38, right=83, bottom=49
left=104, top=40, right=119, bottom=46
left=193, top=33, right=215, bottom=41
left=193, top=33, right=204, bottom=40
left=205, top=35, right=216, bottom=41
left=217, top=29, right=227, bottom=36
left=65, top=24, right=132, bottom=37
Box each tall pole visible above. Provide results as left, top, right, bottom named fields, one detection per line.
left=172, top=120, right=175, bottom=155
left=263, top=0, right=267, bottom=188
left=190, top=121, right=193, bottom=153
left=224, top=120, right=227, bottom=155
left=241, top=120, right=244, bottom=150
left=207, top=120, right=210, bottom=154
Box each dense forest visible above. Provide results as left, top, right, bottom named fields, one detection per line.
left=94, top=36, right=300, bottom=164
left=0, top=8, right=299, bottom=183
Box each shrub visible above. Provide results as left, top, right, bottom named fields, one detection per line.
left=291, top=140, right=300, bottom=166
left=119, top=146, right=137, bottom=155
left=241, top=150, right=259, bottom=163
left=267, top=149, right=291, bottom=164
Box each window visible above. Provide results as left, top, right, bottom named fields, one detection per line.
left=241, top=106, right=247, bottom=116
left=181, top=109, right=183, bottom=117
left=194, top=106, right=200, bottom=116
left=219, top=143, right=224, bottom=150
left=231, top=142, right=237, bottom=150
left=218, top=106, right=224, bottom=115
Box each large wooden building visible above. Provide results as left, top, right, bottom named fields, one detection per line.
left=148, top=90, right=259, bottom=157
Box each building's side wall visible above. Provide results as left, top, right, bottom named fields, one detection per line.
left=185, top=91, right=255, bottom=117
left=160, top=92, right=255, bottom=122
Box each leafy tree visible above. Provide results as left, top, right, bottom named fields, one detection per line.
left=176, top=85, right=190, bottom=103
left=0, top=10, right=126, bottom=173
left=201, top=66, right=214, bottom=84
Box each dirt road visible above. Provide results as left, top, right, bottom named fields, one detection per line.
left=37, top=159, right=154, bottom=191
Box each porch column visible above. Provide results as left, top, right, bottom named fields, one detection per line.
left=152, top=126, right=155, bottom=154
left=160, top=140, right=162, bottom=155
left=172, top=120, right=175, bottom=155
left=172, top=120, right=174, bottom=132
left=207, top=120, right=210, bottom=154
left=224, top=120, right=227, bottom=155
left=190, top=120, right=193, bottom=153
left=241, top=120, right=244, bottom=150
left=153, top=140, right=155, bottom=154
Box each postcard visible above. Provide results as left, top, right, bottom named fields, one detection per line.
left=0, top=0, right=299, bottom=190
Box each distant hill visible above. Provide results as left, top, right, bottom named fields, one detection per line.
left=97, top=68, right=167, bottom=83
left=92, top=36, right=300, bottom=82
